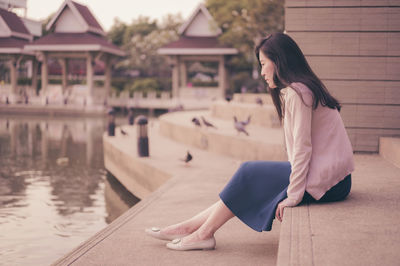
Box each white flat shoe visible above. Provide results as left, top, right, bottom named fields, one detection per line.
left=166, top=237, right=216, bottom=251
left=145, top=227, right=189, bottom=241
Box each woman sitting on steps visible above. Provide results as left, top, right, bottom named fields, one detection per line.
left=145, top=32, right=355, bottom=251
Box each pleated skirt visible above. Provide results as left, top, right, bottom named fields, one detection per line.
left=219, top=161, right=291, bottom=232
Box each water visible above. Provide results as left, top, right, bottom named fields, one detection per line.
left=0, top=115, right=139, bottom=265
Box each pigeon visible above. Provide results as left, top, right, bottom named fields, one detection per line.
left=120, top=128, right=128, bottom=136
left=192, top=117, right=201, bottom=127
left=180, top=151, right=193, bottom=164
left=255, top=97, right=263, bottom=106
left=234, top=116, right=251, bottom=136
left=201, top=116, right=217, bottom=129
left=241, top=115, right=251, bottom=126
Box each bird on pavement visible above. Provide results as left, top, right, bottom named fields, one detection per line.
left=201, top=116, right=217, bottom=129
left=233, top=116, right=251, bottom=136
left=180, top=151, right=193, bottom=164
left=192, top=117, right=201, bottom=127
left=255, top=97, right=263, bottom=106
left=120, top=128, right=128, bottom=136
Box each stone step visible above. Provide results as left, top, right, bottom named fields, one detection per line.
left=233, top=93, right=273, bottom=105
left=210, top=100, right=280, bottom=128
left=159, top=110, right=287, bottom=161
left=277, top=154, right=400, bottom=266
left=379, top=137, right=400, bottom=168
left=55, top=121, right=281, bottom=265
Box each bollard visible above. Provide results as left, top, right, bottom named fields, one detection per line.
left=107, top=108, right=116, bottom=136
left=6, top=96, right=9, bottom=104
left=45, top=96, right=49, bottom=105
left=136, top=115, right=149, bottom=157
left=25, top=95, right=29, bottom=104
left=128, top=108, right=134, bottom=125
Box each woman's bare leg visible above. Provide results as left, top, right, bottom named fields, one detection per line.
left=161, top=201, right=219, bottom=235
left=179, top=200, right=234, bottom=244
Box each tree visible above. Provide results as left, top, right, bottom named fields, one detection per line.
left=206, top=0, right=284, bottom=93
left=206, top=0, right=284, bottom=56
left=107, top=14, right=183, bottom=91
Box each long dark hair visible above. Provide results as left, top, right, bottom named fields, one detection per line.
left=255, top=33, right=341, bottom=122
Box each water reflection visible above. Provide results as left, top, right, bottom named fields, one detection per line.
left=0, top=116, right=139, bottom=265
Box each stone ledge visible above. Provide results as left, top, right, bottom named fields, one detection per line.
left=277, top=154, right=400, bottom=266
left=159, top=110, right=287, bottom=161
left=210, top=100, right=280, bottom=128
left=379, top=137, right=400, bottom=168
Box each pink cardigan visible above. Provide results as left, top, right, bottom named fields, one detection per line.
left=282, top=82, right=354, bottom=206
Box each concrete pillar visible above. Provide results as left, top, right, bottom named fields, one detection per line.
left=86, top=52, right=94, bottom=105
left=180, top=59, right=187, bottom=88
left=10, top=122, right=17, bottom=156
left=28, top=122, right=34, bottom=156
left=41, top=122, right=48, bottom=165
left=41, top=52, right=48, bottom=102
left=31, top=59, right=38, bottom=95
left=105, top=56, right=112, bottom=100
left=9, top=56, right=17, bottom=102
left=172, top=56, right=180, bottom=99
left=218, top=55, right=226, bottom=99
left=59, top=58, right=68, bottom=94
left=86, top=121, right=94, bottom=166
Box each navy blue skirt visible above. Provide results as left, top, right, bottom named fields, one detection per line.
left=219, top=161, right=351, bottom=232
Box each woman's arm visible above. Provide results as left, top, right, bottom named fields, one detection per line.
left=276, top=89, right=313, bottom=221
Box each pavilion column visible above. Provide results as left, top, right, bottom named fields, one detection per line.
left=31, top=59, right=38, bottom=95
left=218, top=55, right=226, bottom=99
left=180, top=59, right=187, bottom=89
left=59, top=58, right=68, bottom=94
left=9, top=56, right=17, bottom=103
left=41, top=52, right=48, bottom=104
left=86, top=52, right=94, bottom=105
left=172, top=56, right=180, bottom=99
left=104, top=55, right=111, bottom=103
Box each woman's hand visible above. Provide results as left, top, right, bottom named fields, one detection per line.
left=275, top=198, right=297, bottom=222
left=275, top=201, right=288, bottom=222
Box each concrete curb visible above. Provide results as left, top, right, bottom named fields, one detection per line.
left=379, top=137, right=400, bottom=168
left=159, top=110, right=287, bottom=161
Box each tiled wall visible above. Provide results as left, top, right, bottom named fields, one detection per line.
left=285, top=0, right=400, bottom=152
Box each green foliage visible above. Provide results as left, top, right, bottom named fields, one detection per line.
left=108, top=18, right=128, bottom=46
left=129, top=78, right=160, bottom=92
left=207, top=0, right=284, bottom=92
left=206, top=0, right=284, bottom=55
left=17, top=77, right=32, bottom=85
left=107, top=14, right=184, bottom=84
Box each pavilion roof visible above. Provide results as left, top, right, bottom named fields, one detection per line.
left=158, top=36, right=237, bottom=55
left=25, top=32, right=125, bottom=56
left=0, top=37, right=33, bottom=54
left=0, top=8, right=32, bottom=41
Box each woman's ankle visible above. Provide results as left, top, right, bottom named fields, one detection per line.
left=163, top=223, right=193, bottom=235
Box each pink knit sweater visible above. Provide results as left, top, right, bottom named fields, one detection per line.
left=282, top=82, right=354, bottom=206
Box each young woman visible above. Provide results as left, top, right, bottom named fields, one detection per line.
left=145, top=33, right=354, bottom=251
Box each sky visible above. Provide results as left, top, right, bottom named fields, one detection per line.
left=20, top=0, right=203, bottom=31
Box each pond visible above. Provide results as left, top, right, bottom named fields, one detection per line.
left=0, top=115, right=140, bottom=265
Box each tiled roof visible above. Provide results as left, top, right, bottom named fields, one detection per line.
left=26, top=32, right=124, bottom=56
left=71, top=1, right=103, bottom=31
left=0, top=37, right=29, bottom=48
left=162, top=36, right=229, bottom=49
left=30, top=32, right=117, bottom=48
left=0, top=8, right=30, bottom=35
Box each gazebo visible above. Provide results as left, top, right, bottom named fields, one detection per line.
left=25, top=0, right=124, bottom=106
left=158, top=3, right=237, bottom=100
left=0, top=6, right=39, bottom=103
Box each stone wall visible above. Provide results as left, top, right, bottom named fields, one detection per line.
left=285, top=0, right=400, bottom=152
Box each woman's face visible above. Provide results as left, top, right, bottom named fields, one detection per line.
left=259, top=51, right=276, bottom=89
